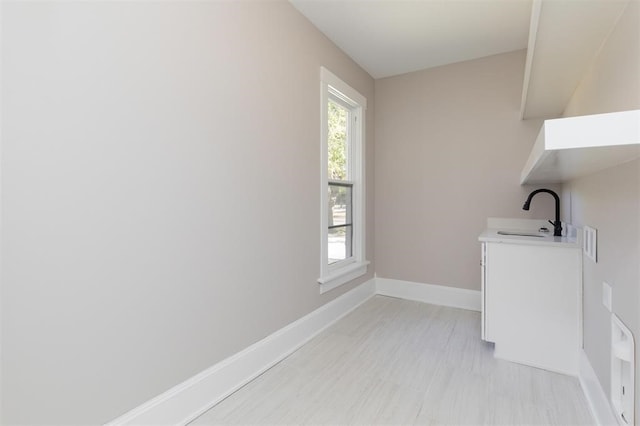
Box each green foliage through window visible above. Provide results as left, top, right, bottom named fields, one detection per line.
left=328, top=101, right=348, bottom=180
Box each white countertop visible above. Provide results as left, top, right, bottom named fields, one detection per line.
left=479, top=218, right=581, bottom=248
left=478, top=228, right=580, bottom=248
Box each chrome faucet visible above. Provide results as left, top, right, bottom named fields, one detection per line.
left=523, top=188, right=562, bottom=237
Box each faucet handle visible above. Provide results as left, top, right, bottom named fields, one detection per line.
left=549, top=219, right=563, bottom=237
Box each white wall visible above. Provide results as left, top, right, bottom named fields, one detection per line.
left=561, top=1, right=640, bottom=417
left=374, top=50, right=558, bottom=290
left=0, top=2, right=375, bottom=423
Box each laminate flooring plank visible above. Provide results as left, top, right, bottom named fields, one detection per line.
left=191, top=296, right=594, bottom=425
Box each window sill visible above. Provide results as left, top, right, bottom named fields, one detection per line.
left=317, top=260, right=370, bottom=294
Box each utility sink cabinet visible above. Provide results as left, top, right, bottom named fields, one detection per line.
left=479, top=222, right=582, bottom=375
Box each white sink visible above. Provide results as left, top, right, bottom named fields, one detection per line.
left=497, top=231, right=545, bottom=238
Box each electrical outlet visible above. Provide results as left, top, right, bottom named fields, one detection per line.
left=603, top=281, right=612, bottom=312
left=584, top=226, right=597, bottom=262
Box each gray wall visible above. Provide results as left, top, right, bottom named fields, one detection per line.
left=3, top=1, right=636, bottom=424
left=374, top=50, right=558, bottom=290
left=561, top=1, right=640, bottom=417
left=0, top=2, right=375, bottom=423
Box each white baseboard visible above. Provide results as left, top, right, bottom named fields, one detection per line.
left=375, top=277, right=481, bottom=312
left=106, top=279, right=376, bottom=425
left=107, top=278, right=479, bottom=424
left=578, top=349, right=617, bottom=426
left=109, top=277, right=620, bottom=426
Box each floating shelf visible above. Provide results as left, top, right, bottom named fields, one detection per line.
left=521, top=110, right=640, bottom=184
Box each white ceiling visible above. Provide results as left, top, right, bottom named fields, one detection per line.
left=521, top=0, right=629, bottom=119
left=290, top=0, right=533, bottom=79
left=292, top=0, right=630, bottom=118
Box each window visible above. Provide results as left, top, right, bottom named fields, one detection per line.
left=318, top=67, right=368, bottom=293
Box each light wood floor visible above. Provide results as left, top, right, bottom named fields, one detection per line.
left=191, top=296, right=594, bottom=425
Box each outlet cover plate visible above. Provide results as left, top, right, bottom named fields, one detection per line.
left=603, top=282, right=612, bottom=311
left=584, top=226, right=597, bottom=262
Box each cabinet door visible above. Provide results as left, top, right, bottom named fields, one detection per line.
left=484, top=242, right=581, bottom=374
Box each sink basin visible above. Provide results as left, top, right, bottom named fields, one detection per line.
left=497, top=231, right=545, bottom=238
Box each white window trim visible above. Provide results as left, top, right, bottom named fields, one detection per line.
left=318, top=67, right=368, bottom=294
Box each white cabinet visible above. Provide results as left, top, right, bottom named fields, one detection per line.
left=481, top=239, right=582, bottom=375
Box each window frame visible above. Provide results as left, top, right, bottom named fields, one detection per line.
left=318, top=67, right=369, bottom=293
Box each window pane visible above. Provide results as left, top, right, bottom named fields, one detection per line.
left=328, top=225, right=352, bottom=264
left=328, top=183, right=353, bottom=266
left=328, top=100, right=349, bottom=180
left=328, top=184, right=352, bottom=227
